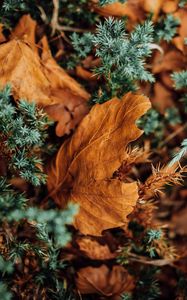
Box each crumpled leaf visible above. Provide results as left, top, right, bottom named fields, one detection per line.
left=76, top=264, right=134, bottom=298
left=92, top=0, right=164, bottom=25
left=162, top=0, right=178, bottom=13
left=0, top=24, right=6, bottom=43
left=76, top=65, right=96, bottom=81
left=47, top=93, right=151, bottom=235
left=0, top=15, right=90, bottom=136
left=171, top=206, right=187, bottom=235
left=91, top=0, right=145, bottom=27
left=39, top=36, right=90, bottom=136
left=152, top=46, right=185, bottom=74
left=10, top=14, right=37, bottom=51
left=40, top=36, right=89, bottom=100
left=173, top=8, right=187, bottom=52
left=77, top=237, right=116, bottom=260
left=152, top=82, right=175, bottom=113
left=143, top=0, right=164, bottom=21
left=0, top=39, right=51, bottom=105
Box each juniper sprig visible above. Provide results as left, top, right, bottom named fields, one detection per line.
left=172, top=70, right=187, bottom=89
left=171, top=69, right=187, bottom=118
left=169, top=138, right=187, bottom=166
left=0, top=84, right=50, bottom=186
left=179, top=0, right=187, bottom=7
left=154, top=14, right=180, bottom=42
left=72, top=17, right=154, bottom=103
left=99, top=0, right=127, bottom=6
left=93, top=17, right=154, bottom=101
left=0, top=84, right=78, bottom=299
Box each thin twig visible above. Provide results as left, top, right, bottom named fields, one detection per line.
left=51, top=0, right=59, bottom=36
left=51, top=0, right=89, bottom=35
left=128, top=253, right=174, bottom=266
left=37, top=5, right=49, bottom=24
left=159, top=123, right=187, bottom=148
left=55, top=24, right=91, bottom=33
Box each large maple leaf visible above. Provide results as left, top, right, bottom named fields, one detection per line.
left=47, top=93, right=151, bottom=235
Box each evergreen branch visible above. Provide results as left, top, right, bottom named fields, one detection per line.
left=179, top=0, right=187, bottom=7
left=0, top=283, right=12, bottom=300
left=99, top=0, right=127, bottom=6
left=169, top=138, right=187, bottom=166
left=154, top=14, right=180, bottom=42
left=72, top=17, right=154, bottom=102
left=0, top=85, right=50, bottom=186
left=172, top=70, right=187, bottom=89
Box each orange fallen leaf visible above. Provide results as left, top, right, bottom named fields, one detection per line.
left=47, top=93, right=151, bottom=235
left=160, top=71, right=174, bottom=89
left=76, top=65, right=96, bottom=81
left=152, top=82, right=175, bottom=114
left=143, top=0, right=164, bottom=21
left=91, top=0, right=145, bottom=27
left=162, top=0, right=178, bottom=13
left=0, top=39, right=51, bottom=105
left=0, top=24, right=6, bottom=44
left=39, top=36, right=90, bottom=136
left=76, top=264, right=134, bottom=298
left=10, top=14, right=37, bottom=52
left=0, top=15, right=90, bottom=136
left=152, top=47, right=185, bottom=74
left=77, top=237, right=116, bottom=260
left=40, top=36, right=89, bottom=101
left=171, top=206, right=187, bottom=236
left=173, top=8, right=187, bottom=52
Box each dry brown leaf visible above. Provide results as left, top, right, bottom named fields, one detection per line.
left=0, top=24, right=6, bottom=44
left=162, top=0, right=178, bottom=13
left=152, top=47, right=185, bottom=74
left=171, top=206, right=187, bottom=236
left=47, top=93, right=151, bottom=235
left=152, top=82, right=175, bottom=113
left=91, top=0, right=144, bottom=26
left=76, top=264, right=134, bottom=298
left=39, top=36, right=89, bottom=100
left=142, top=0, right=164, bottom=21
left=173, top=8, right=187, bottom=52
left=0, top=39, right=51, bottom=105
left=77, top=237, right=116, bottom=260
left=39, top=36, right=90, bottom=135
left=0, top=15, right=90, bottom=136
left=10, top=14, right=37, bottom=52
left=160, top=71, right=174, bottom=89
left=76, top=65, right=96, bottom=81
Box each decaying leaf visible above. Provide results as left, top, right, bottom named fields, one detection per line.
left=91, top=0, right=145, bottom=26
left=0, top=40, right=51, bottom=105
left=76, top=65, right=96, bottom=81
left=143, top=0, right=164, bottom=21
left=47, top=93, right=151, bottom=235
left=173, top=8, right=187, bottom=52
left=162, top=0, right=178, bottom=13
left=0, top=24, right=6, bottom=43
left=0, top=15, right=90, bottom=136
left=152, top=82, right=175, bottom=113
left=76, top=264, right=134, bottom=298
left=152, top=47, right=185, bottom=74
left=39, top=36, right=89, bottom=100
left=10, top=14, right=37, bottom=51
left=39, top=36, right=90, bottom=136
left=77, top=237, right=116, bottom=260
